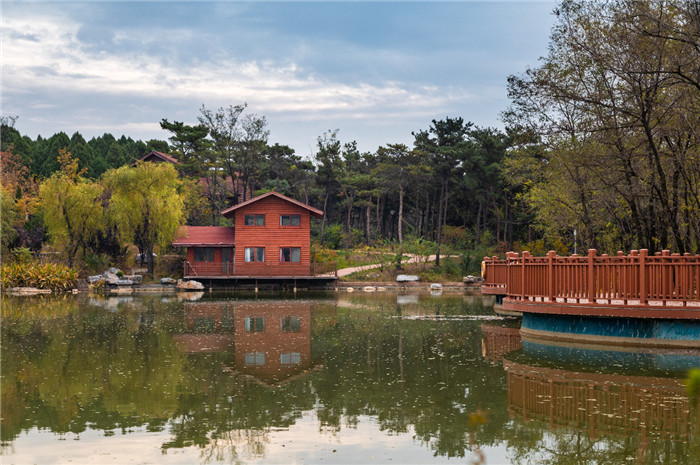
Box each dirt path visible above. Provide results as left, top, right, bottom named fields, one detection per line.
left=336, top=254, right=439, bottom=278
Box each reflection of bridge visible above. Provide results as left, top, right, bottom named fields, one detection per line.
left=505, top=359, right=699, bottom=441
left=480, top=324, right=522, bottom=364
left=482, top=249, right=700, bottom=347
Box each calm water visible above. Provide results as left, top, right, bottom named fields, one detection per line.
left=2, top=291, right=699, bottom=464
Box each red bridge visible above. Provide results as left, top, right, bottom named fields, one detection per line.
left=482, top=249, right=700, bottom=320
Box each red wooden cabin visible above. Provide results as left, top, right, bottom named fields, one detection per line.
left=174, top=191, right=335, bottom=279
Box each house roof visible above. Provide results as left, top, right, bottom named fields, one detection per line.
left=131, top=151, right=180, bottom=166
left=172, top=226, right=235, bottom=247
left=221, top=191, right=324, bottom=218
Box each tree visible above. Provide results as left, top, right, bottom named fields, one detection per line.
left=103, top=162, right=185, bottom=275
left=414, top=118, right=470, bottom=264
left=505, top=0, right=700, bottom=253
left=375, top=144, right=429, bottom=244
left=160, top=119, right=210, bottom=177
left=39, top=149, right=104, bottom=267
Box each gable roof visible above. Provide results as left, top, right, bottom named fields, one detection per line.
left=172, top=226, right=235, bottom=247
left=131, top=150, right=180, bottom=166
left=221, top=191, right=324, bottom=218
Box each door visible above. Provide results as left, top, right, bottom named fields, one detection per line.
left=222, top=248, right=233, bottom=275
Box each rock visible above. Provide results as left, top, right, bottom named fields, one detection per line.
left=71, top=289, right=79, bottom=294
left=430, top=283, right=442, bottom=290
left=176, top=279, right=204, bottom=290
left=113, top=279, right=134, bottom=286
left=463, top=275, right=482, bottom=284
left=377, top=286, right=387, bottom=292
left=396, top=274, right=420, bottom=282
left=346, top=287, right=355, bottom=292
left=363, top=286, right=377, bottom=292
left=124, top=275, right=142, bottom=284
left=161, top=277, right=177, bottom=285
left=7, top=287, right=52, bottom=296
left=87, top=275, right=104, bottom=283
left=108, top=267, right=120, bottom=275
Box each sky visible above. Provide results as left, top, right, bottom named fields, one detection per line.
left=2, top=1, right=556, bottom=158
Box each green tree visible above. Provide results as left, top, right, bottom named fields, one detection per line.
left=39, top=150, right=104, bottom=267
left=103, top=162, right=185, bottom=275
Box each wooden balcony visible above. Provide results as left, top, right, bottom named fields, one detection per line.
left=184, top=261, right=337, bottom=279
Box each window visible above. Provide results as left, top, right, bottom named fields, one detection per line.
left=280, top=214, right=301, bottom=226
left=245, top=247, right=265, bottom=262
left=245, top=352, right=266, bottom=366
left=194, top=247, right=214, bottom=262
left=280, top=352, right=301, bottom=365
left=244, top=214, right=265, bottom=226
left=280, top=247, right=301, bottom=263
left=245, top=317, right=265, bottom=332
left=281, top=316, right=301, bottom=332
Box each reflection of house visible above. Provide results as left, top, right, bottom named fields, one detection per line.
left=505, top=359, right=699, bottom=441
left=230, top=301, right=317, bottom=387
left=480, top=324, right=522, bottom=364
left=174, top=191, right=336, bottom=280
left=172, top=301, right=236, bottom=353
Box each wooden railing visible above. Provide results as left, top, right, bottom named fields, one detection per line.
left=505, top=360, right=699, bottom=441
left=482, top=249, right=700, bottom=307
left=184, top=261, right=337, bottom=278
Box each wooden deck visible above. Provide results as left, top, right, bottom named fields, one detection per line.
left=183, top=261, right=337, bottom=280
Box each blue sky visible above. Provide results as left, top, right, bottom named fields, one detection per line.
left=2, top=1, right=556, bottom=157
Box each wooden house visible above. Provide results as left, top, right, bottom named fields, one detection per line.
left=131, top=150, right=181, bottom=166
left=173, top=191, right=335, bottom=280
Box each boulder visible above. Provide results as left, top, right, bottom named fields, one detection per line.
left=87, top=275, right=104, bottom=284
left=161, top=277, right=177, bottom=285
left=124, top=275, right=142, bottom=284
left=113, top=279, right=134, bottom=286
left=363, top=286, right=377, bottom=292
left=108, top=267, right=121, bottom=275
left=176, top=279, right=204, bottom=290
left=463, top=275, right=482, bottom=284
left=430, top=283, right=442, bottom=290
left=396, top=274, right=420, bottom=282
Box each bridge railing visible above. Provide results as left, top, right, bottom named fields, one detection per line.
left=483, top=249, right=700, bottom=306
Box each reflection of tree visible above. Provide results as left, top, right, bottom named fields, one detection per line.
left=311, top=303, right=510, bottom=458
left=1, top=296, right=188, bottom=443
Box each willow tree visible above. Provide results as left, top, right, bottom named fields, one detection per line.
left=104, top=163, right=185, bottom=275
left=39, top=149, right=104, bottom=267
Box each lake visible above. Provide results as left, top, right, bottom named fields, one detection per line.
left=2, top=291, right=699, bottom=464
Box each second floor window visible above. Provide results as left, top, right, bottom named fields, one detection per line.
left=245, top=214, right=265, bottom=226
left=280, top=214, right=300, bottom=226
left=245, top=247, right=265, bottom=262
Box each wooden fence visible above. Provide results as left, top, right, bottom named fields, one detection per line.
left=482, top=249, right=700, bottom=307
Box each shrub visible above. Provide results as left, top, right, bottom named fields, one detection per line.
left=11, top=247, right=33, bottom=264
left=0, top=262, right=78, bottom=291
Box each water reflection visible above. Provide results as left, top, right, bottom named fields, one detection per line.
left=1, top=293, right=699, bottom=464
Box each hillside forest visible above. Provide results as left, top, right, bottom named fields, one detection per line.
left=1, top=0, right=698, bottom=272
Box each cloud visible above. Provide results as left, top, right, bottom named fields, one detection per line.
left=2, top=7, right=463, bottom=126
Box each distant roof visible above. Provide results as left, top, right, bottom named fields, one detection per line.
left=172, top=226, right=235, bottom=247
left=221, top=191, right=324, bottom=218
left=131, top=151, right=180, bottom=166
